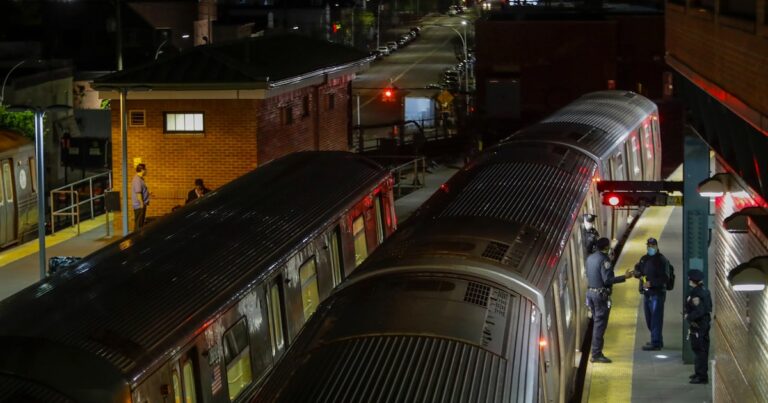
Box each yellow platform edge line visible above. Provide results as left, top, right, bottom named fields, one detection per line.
left=0, top=213, right=114, bottom=268
left=586, top=205, right=676, bottom=403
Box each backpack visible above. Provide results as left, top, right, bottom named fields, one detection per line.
left=666, top=261, right=675, bottom=291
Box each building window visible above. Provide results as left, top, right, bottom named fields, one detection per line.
left=129, top=110, right=146, bottom=127
left=302, top=95, right=310, bottom=117
left=281, top=105, right=294, bottom=125
left=328, top=93, right=335, bottom=110
left=223, top=318, right=252, bottom=401
left=164, top=112, right=204, bottom=133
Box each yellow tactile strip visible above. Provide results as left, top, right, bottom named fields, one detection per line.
left=587, top=205, right=675, bottom=403
left=0, top=213, right=113, bottom=268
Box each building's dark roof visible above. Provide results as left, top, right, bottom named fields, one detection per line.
left=94, top=35, right=371, bottom=88
left=0, top=129, right=32, bottom=153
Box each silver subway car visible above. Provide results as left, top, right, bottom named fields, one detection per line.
left=0, top=152, right=396, bottom=403
left=0, top=129, right=38, bottom=248
left=255, top=91, right=662, bottom=403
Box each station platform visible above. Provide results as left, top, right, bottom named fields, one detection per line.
left=584, top=167, right=712, bottom=403
left=0, top=161, right=461, bottom=302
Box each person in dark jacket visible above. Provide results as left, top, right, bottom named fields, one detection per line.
left=633, top=237, right=670, bottom=350
left=186, top=179, right=210, bottom=204
left=586, top=237, right=635, bottom=363
left=582, top=214, right=600, bottom=256
left=685, top=269, right=712, bottom=384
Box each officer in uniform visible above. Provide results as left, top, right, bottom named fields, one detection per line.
left=582, top=214, right=600, bottom=256
left=634, top=237, right=670, bottom=351
left=586, top=237, right=634, bottom=363
left=685, top=269, right=711, bottom=384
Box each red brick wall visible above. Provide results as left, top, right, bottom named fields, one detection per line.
left=110, top=76, right=352, bottom=232
left=257, top=77, right=351, bottom=163
left=110, top=99, right=259, bottom=230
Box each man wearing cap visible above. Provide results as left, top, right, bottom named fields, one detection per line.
left=633, top=237, right=670, bottom=350
left=685, top=269, right=711, bottom=384
left=586, top=237, right=634, bottom=363
left=581, top=214, right=600, bottom=256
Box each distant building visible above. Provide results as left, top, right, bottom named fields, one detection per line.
left=94, top=34, right=371, bottom=228
left=475, top=5, right=665, bottom=136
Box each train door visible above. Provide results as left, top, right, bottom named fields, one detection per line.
left=374, top=195, right=385, bottom=245
left=553, top=257, right=577, bottom=402
left=540, top=299, right=560, bottom=402
left=329, top=227, right=344, bottom=287
left=608, top=151, right=627, bottom=241
left=267, top=277, right=288, bottom=361
left=0, top=159, right=16, bottom=245
left=171, top=349, right=201, bottom=403
left=640, top=121, right=656, bottom=181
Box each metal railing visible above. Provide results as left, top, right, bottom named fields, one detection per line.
left=368, top=156, right=427, bottom=199
left=50, top=171, right=112, bottom=235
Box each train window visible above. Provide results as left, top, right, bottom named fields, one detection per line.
left=299, top=257, right=320, bottom=320
left=374, top=195, right=384, bottom=245
left=629, top=133, right=642, bottom=177
left=352, top=216, right=368, bottom=266
left=172, top=369, right=183, bottom=403
left=2, top=162, right=12, bottom=202
left=329, top=228, right=343, bottom=287
left=182, top=360, right=198, bottom=403
left=28, top=158, right=36, bottom=192
left=223, top=318, right=253, bottom=401
left=0, top=169, right=4, bottom=206
left=268, top=281, right=285, bottom=355
left=611, top=152, right=625, bottom=181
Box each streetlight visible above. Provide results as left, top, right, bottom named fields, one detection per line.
left=427, top=22, right=471, bottom=114
left=376, top=0, right=383, bottom=49
left=1, top=60, right=27, bottom=106
left=7, top=104, right=71, bottom=280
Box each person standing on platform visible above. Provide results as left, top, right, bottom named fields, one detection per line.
left=582, top=214, right=600, bottom=256
left=586, top=237, right=635, bottom=363
left=634, top=237, right=670, bottom=351
left=132, top=164, right=150, bottom=231
left=685, top=269, right=712, bottom=384
left=186, top=178, right=210, bottom=204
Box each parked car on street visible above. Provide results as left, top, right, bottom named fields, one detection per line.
left=386, top=41, right=398, bottom=52
left=377, top=46, right=390, bottom=56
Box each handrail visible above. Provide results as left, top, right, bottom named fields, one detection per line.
left=49, top=171, right=112, bottom=235
left=368, top=156, right=427, bottom=199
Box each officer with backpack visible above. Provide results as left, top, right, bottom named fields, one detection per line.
left=633, top=237, right=673, bottom=351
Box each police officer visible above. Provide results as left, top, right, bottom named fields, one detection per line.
left=582, top=214, right=600, bottom=256
left=586, top=237, right=634, bottom=363
left=634, top=237, right=670, bottom=351
left=685, top=269, right=711, bottom=384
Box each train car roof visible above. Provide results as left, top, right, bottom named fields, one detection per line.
left=505, top=91, right=657, bottom=160
left=0, top=129, right=32, bottom=153
left=0, top=152, right=387, bottom=387
left=362, top=142, right=595, bottom=293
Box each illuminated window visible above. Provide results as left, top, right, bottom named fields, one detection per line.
left=172, top=370, right=182, bottom=403
left=164, top=112, right=204, bottom=133
left=299, top=258, right=320, bottom=320
left=182, top=361, right=198, bottom=403
left=223, top=319, right=252, bottom=401
left=352, top=216, right=368, bottom=266
left=268, top=282, right=284, bottom=355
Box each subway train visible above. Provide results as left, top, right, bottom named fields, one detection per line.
left=254, top=91, right=662, bottom=403
left=0, top=129, right=38, bottom=247
left=0, top=151, right=396, bottom=403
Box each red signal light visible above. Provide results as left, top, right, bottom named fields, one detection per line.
left=608, top=194, right=621, bottom=206
left=384, top=89, right=393, bottom=97
left=382, top=86, right=397, bottom=102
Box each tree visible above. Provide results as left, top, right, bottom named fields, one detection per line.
left=0, top=105, right=35, bottom=138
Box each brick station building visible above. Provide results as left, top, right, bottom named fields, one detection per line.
left=94, top=35, right=371, bottom=230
